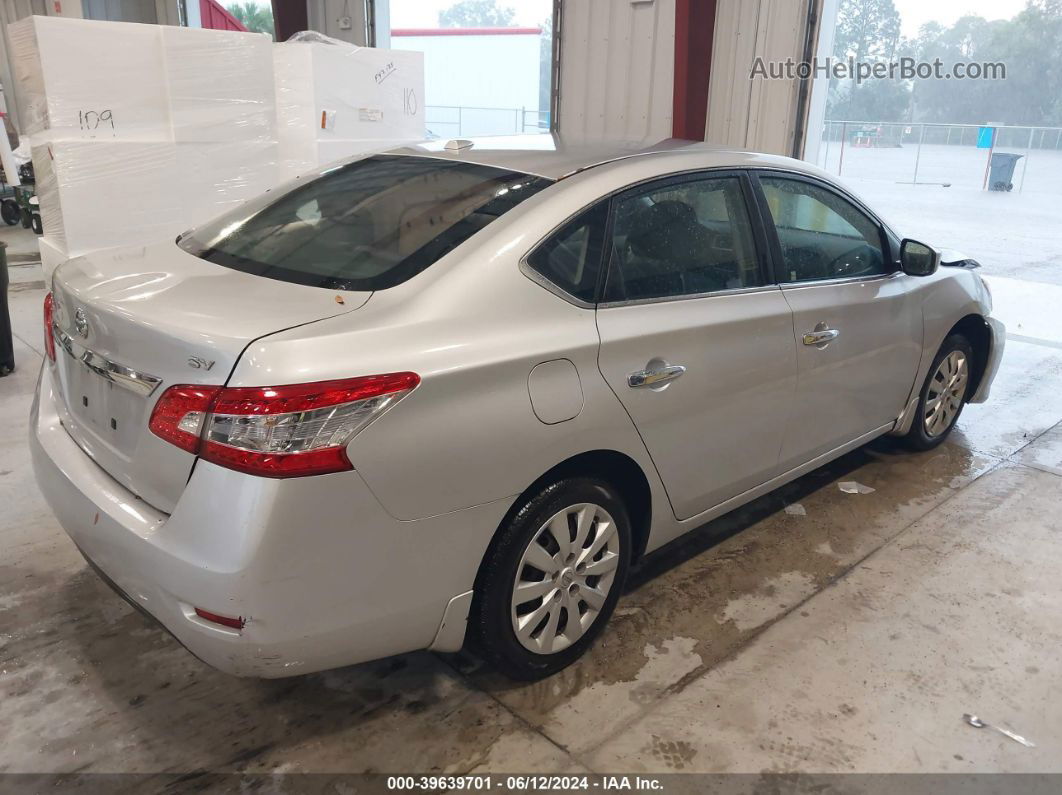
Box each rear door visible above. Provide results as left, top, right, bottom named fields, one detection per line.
left=752, top=172, right=923, bottom=469
left=595, top=171, right=797, bottom=521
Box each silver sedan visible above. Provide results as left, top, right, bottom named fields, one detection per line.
left=31, top=136, right=1004, bottom=679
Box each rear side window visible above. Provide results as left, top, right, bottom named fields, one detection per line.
left=179, top=155, right=552, bottom=291
left=525, top=203, right=608, bottom=303
left=604, top=176, right=762, bottom=302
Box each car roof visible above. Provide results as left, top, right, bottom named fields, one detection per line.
left=385, top=133, right=823, bottom=181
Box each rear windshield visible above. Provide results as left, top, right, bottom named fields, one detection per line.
left=179, top=155, right=552, bottom=291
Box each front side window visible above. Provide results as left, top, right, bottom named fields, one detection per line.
left=603, top=176, right=762, bottom=302
left=760, top=177, right=887, bottom=283
left=180, top=155, right=552, bottom=291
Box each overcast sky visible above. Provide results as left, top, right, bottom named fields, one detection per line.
left=894, top=0, right=1028, bottom=37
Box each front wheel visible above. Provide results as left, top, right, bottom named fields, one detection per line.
left=469, top=477, right=631, bottom=680
left=902, top=334, right=974, bottom=451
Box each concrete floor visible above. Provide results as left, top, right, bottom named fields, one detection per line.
left=2, top=219, right=1061, bottom=775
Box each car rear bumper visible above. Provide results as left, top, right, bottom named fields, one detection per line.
left=30, top=365, right=510, bottom=677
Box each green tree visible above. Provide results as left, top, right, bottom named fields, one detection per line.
left=910, top=1, right=1062, bottom=125
left=438, top=0, right=516, bottom=27
left=833, top=0, right=902, bottom=62
left=828, top=0, right=909, bottom=121
left=226, top=1, right=275, bottom=39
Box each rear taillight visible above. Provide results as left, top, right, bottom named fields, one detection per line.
left=148, top=385, right=222, bottom=453
left=148, top=373, right=419, bottom=478
left=43, top=292, right=56, bottom=362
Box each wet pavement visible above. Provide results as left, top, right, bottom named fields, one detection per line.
left=2, top=248, right=1062, bottom=775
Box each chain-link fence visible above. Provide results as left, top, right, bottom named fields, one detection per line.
left=815, top=121, right=1062, bottom=193
left=425, top=106, right=551, bottom=139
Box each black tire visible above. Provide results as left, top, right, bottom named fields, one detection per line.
left=469, top=477, right=632, bottom=680
left=902, top=334, right=975, bottom=451
left=0, top=200, right=19, bottom=226
left=30, top=213, right=42, bottom=235
left=19, top=208, right=31, bottom=228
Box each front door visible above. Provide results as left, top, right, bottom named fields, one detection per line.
left=595, top=172, right=797, bottom=521
left=754, top=173, right=923, bottom=469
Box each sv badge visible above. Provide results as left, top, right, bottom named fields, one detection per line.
left=187, top=356, right=216, bottom=371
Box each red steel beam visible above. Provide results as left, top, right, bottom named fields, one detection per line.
left=271, top=0, right=308, bottom=42
left=672, top=0, right=718, bottom=141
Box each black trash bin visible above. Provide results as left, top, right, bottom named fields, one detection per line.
left=988, top=152, right=1023, bottom=191
left=0, top=241, right=14, bottom=376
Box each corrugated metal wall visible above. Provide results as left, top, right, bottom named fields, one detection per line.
left=556, top=0, right=675, bottom=142
left=705, top=0, right=811, bottom=155
left=198, top=0, right=246, bottom=31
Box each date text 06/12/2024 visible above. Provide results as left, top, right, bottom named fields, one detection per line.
left=385, top=776, right=665, bottom=791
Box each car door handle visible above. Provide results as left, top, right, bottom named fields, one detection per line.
left=628, top=364, right=686, bottom=388
left=802, top=329, right=840, bottom=346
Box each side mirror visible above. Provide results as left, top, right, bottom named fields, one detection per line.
left=900, top=238, right=941, bottom=277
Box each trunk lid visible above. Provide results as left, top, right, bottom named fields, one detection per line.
left=49, top=241, right=369, bottom=513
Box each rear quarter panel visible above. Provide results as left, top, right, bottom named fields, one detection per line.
left=226, top=175, right=667, bottom=523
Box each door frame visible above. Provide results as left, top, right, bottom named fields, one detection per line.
left=746, top=167, right=902, bottom=287
left=595, top=168, right=779, bottom=307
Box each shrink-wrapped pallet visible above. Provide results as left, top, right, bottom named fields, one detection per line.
left=161, top=26, right=277, bottom=143
left=32, top=141, right=183, bottom=256
left=9, top=16, right=172, bottom=141
left=178, top=141, right=280, bottom=226
left=12, top=16, right=282, bottom=272
left=274, top=40, right=425, bottom=179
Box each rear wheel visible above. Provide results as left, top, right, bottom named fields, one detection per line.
left=469, top=477, right=631, bottom=680
left=903, top=334, right=974, bottom=451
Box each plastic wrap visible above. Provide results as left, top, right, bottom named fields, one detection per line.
left=161, top=26, right=277, bottom=143
left=315, top=139, right=416, bottom=167
left=9, top=16, right=278, bottom=145
left=273, top=42, right=319, bottom=179
left=32, top=141, right=183, bottom=256
left=9, top=16, right=172, bottom=141
left=37, top=235, right=68, bottom=280
left=16, top=17, right=284, bottom=261
left=284, top=31, right=353, bottom=46
left=33, top=140, right=282, bottom=257
left=179, top=141, right=279, bottom=227
left=274, top=39, right=425, bottom=180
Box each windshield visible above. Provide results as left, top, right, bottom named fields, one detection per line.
left=179, top=155, right=552, bottom=291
